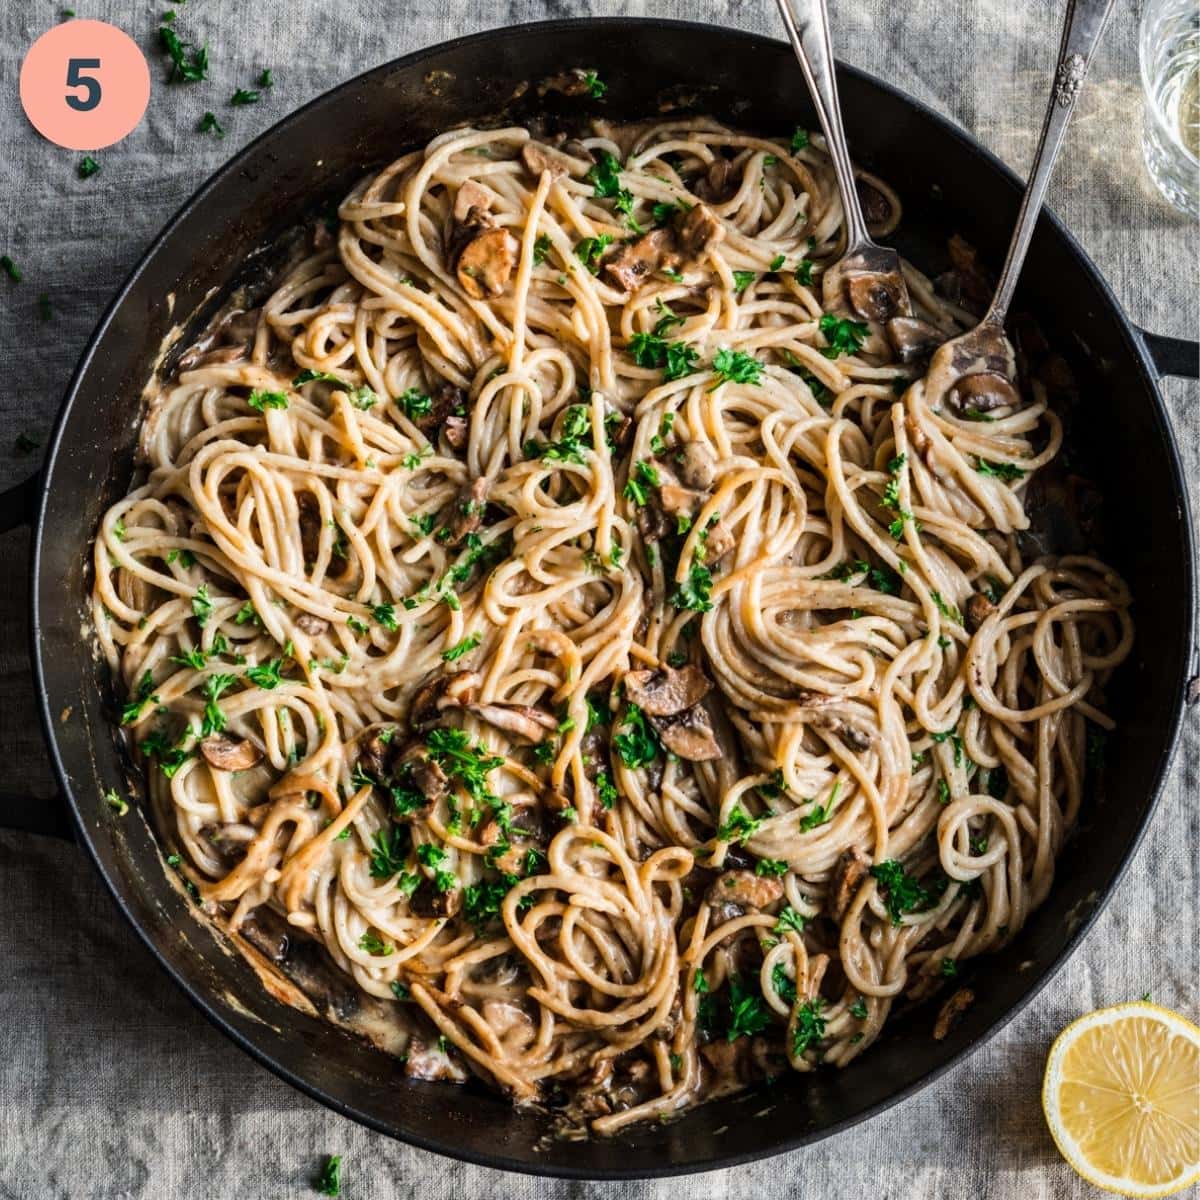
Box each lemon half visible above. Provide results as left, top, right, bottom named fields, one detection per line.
left=1042, top=1002, right=1200, bottom=1197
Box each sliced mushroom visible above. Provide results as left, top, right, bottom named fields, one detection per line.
left=828, top=846, right=870, bottom=921
left=453, top=179, right=493, bottom=222
left=295, top=612, right=330, bottom=637
left=356, top=730, right=395, bottom=781
left=443, top=413, right=469, bottom=450
left=674, top=441, right=717, bottom=490
left=296, top=491, right=324, bottom=563
left=654, top=704, right=722, bottom=761
left=624, top=665, right=712, bottom=717
left=200, top=734, right=263, bottom=772
left=696, top=156, right=735, bottom=202
left=409, top=877, right=464, bottom=919
left=658, top=483, right=706, bottom=519
left=520, top=141, right=572, bottom=180
left=963, top=592, right=995, bottom=633
left=947, top=371, right=1021, bottom=416
left=479, top=819, right=525, bottom=874
left=404, top=1034, right=468, bottom=1080
left=856, top=178, right=893, bottom=227
left=947, top=235, right=993, bottom=313
left=604, top=228, right=673, bottom=292
left=705, top=870, right=784, bottom=911
left=467, top=702, right=558, bottom=744
left=444, top=477, right=488, bottom=547
left=811, top=713, right=872, bottom=753
left=636, top=503, right=672, bottom=543
left=846, top=271, right=906, bottom=323
left=544, top=786, right=588, bottom=828
left=932, top=987, right=975, bottom=1041
left=398, top=755, right=450, bottom=811
left=702, top=521, right=735, bottom=564
left=674, top=203, right=725, bottom=262
left=409, top=670, right=481, bottom=730
left=412, top=381, right=466, bottom=434
left=538, top=68, right=596, bottom=97
left=455, top=225, right=519, bottom=300
left=885, top=317, right=947, bottom=365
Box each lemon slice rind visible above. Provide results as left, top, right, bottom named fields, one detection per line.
left=1042, top=1001, right=1200, bottom=1198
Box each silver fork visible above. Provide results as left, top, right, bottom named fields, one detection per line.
left=774, top=0, right=941, bottom=361
left=924, top=0, right=1116, bottom=415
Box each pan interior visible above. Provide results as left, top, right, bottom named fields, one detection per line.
left=31, top=19, right=1193, bottom=1179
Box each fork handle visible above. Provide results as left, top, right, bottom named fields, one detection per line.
left=773, top=0, right=871, bottom=249
left=985, top=0, right=1116, bottom=324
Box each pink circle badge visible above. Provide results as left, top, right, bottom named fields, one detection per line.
left=20, top=19, right=151, bottom=151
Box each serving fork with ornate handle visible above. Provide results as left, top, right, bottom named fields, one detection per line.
left=773, top=0, right=944, bottom=362
left=922, top=0, right=1116, bottom=416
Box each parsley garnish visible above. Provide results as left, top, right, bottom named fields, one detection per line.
left=669, top=558, right=713, bottom=612
left=316, top=1154, right=342, bottom=1196
left=773, top=905, right=807, bottom=935
left=230, top=88, right=259, bottom=106
left=790, top=127, right=809, bottom=153
left=442, top=633, right=480, bottom=662
left=399, top=388, right=432, bottom=419
left=613, top=703, right=660, bottom=769
left=371, top=602, right=397, bottom=630
left=792, top=998, right=826, bottom=1055
left=358, top=931, right=392, bottom=956
left=975, top=458, right=1027, bottom=482
left=755, top=858, right=789, bottom=877
left=818, top=314, right=869, bottom=359
left=197, top=111, right=224, bottom=138
left=575, top=234, right=614, bottom=273
left=258, top=68, right=274, bottom=88
left=772, top=962, right=797, bottom=1005
left=794, top=259, right=814, bottom=286
left=732, top=270, right=756, bottom=295
left=0, top=256, right=21, bottom=283
left=200, top=673, right=236, bottom=736
left=246, top=658, right=284, bottom=689
left=191, top=585, right=213, bottom=627
left=532, top=234, right=552, bottom=264
left=849, top=998, right=869, bottom=1020
left=103, top=788, right=129, bottom=816
left=726, top=975, right=771, bottom=1042
left=78, top=155, right=100, bottom=179
left=717, top=804, right=764, bottom=844
left=710, top=348, right=763, bottom=389
left=870, top=860, right=933, bottom=925
left=930, top=591, right=963, bottom=625
left=159, top=25, right=208, bottom=83
left=368, top=825, right=409, bottom=880
left=582, top=70, right=606, bottom=98
left=247, top=389, right=288, bottom=411
left=292, top=369, right=344, bottom=387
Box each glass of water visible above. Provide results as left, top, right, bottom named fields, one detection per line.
left=1139, top=0, right=1200, bottom=216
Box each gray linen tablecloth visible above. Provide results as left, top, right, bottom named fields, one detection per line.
left=1, top=2, right=1196, bottom=1197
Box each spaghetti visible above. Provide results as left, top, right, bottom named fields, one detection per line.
left=93, top=116, right=1133, bottom=1132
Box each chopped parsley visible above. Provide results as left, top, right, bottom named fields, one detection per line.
left=247, top=389, right=288, bottom=411
left=358, top=930, right=392, bottom=956
left=669, top=558, right=714, bottom=612
left=159, top=24, right=208, bottom=83
left=769, top=254, right=786, bottom=271
left=732, top=270, right=757, bottom=295
left=849, top=998, right=869, bottom=1020
left=792, top=998, right=826, bottom=1056
left=940, top=957, right=958, bottom=978
left=368, top=825, right=409, bottom=880
left=582, top=70, right=606, bottom=98
left=258, top=68, right=274, bottom=88
left=197, top=111, right=224, bottom=138
left=755, top=858, right=789, bottom=877
left=78, top=155, right=100, bottom=179
left=710, top=348, right=763, bottom=389
left=819, top=314, right=869, bottom=358
left=790, top=127, right=809, bottom=153
left=246, top=658, right=284, bottom=689
left=200, top=673, right=236, bottom=736
left=794, top=259, right=814, bottom=286
left=773, top=905, right=807, bottom=936
left=717, top=804, right=764, bottom=844
left=191, top=585, right=213, bottom=627
left=596, top=770, right=619, bottom=810
left=575, top=234, right=614, bottom=273
left=772, top=963, right=797, bottom=1005
left=316, top=1155, right=342, bottom=1197
left=0, top=256, right=21, bottom=283
left=371, top=602, right=398, bottom=630
left=930, top=590, right=963, bottom=625
left=532, top=233, right=552, bottom=264
left=613, top=703, right=660, bottom=770
left=536, top=403, right=592, bottom=464
left=975, top=458, right=1027, bottom=482
left=870, top=860, right=934, bottom=925
left=442, top=633, right=480, bottom=662
left=103, top=788, right=129, bottom=816
left=292, top=369, right=344, bottom=387
left=726, top=975, right=772, bottom=1042
left=230, top=88, right=260, bottom=106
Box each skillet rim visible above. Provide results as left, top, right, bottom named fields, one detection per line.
left=27, top=16, right=1198, bottom=1179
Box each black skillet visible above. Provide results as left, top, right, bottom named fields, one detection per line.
left=0, top=18, right=1195, bottom=1181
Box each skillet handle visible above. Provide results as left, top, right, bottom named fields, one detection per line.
left=1135, top=327, right=1200, bottom=379
left=0, top=470, right=75, bottom=840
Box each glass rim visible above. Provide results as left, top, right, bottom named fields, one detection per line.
left=1136, top=2, right=1200, bottom=167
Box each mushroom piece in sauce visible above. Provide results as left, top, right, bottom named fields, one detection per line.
left=200, top=734, right=263, bottom=772
left=886, top=316, right=948, bottom=363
